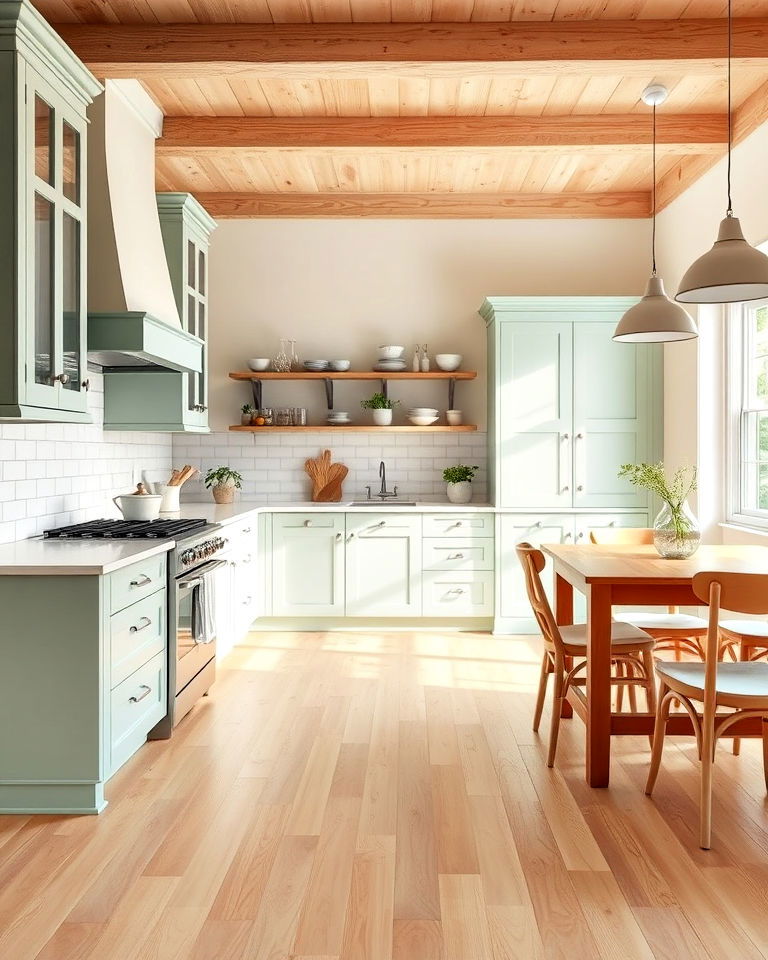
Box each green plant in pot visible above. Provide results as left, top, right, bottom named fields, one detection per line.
left=241, top=403, right=255, bottom=426
left=618, top=462, right=699, bottom=558
left=360, top=392, right=400, bottom=426
left=443, top=464, right=479, bottom=504
left=205, top=466, right=243, bottom=505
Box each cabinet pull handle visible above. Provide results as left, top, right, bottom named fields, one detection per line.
left=562, top=486, right=570, bottom=493
left=446, top=588, right=465, bottom=596
left=129, top=684, right=152, bottom=704
left=347, top=532, right=355, bottom=542
left=447, top=553, right=465, bottom=560
left=304, top=519, right=312, bottom=527
left=335, top=532, right=342, bottom=542
left=577, top=532, right=584, bottom=540
left=52, top=372, right=70, bottom=385
left=562, top=433, right=570, bottom=440
left=609, top=521, right=616, bottom=527
left=564, top=532, right=572, bottom=540
left=577, top=485, right=583, bottom=492
left=81, top=378, right=90, bottom=391
left=242, top=596, right=252, bottom=605
left=576, top=432, right=584, bottom=439
left=129, top=574, right=152, bottom=587
left=369, top=521, right=386, bottom=530
left=242, top=527, right=251, bottom=534
left=129, top=616, right=152, bottom=634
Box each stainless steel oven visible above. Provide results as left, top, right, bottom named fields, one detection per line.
left=150, top=531, right=228, bottom=738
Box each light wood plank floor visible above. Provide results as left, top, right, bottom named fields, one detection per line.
left=2, top=631, right=768, bottom=960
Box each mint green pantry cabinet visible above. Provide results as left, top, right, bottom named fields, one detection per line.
left=0, top=1, right=101, bottom=421
left=100, top=193, right=216, bottom=432
left=484, top=299, right=662, bottom=511
left=0, top=553, right=168, bottom=814
left=481, top=297, right=663, bottom=634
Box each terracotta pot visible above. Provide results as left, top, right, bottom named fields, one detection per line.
left=212, top=483, right=236, bottom=504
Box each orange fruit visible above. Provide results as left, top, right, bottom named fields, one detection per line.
left=255, top=416, right=266, bottom=426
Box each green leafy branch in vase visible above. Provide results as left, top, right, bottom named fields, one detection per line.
left=618, top=462, right=698, bottom=542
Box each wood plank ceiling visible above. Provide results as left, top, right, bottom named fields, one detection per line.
left=35, top=0, right=768, bottom=218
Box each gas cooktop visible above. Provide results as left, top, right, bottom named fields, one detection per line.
left=43, top=518, right=209, bottom=540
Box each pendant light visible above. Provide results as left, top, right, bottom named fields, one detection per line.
left=676, top=0, right=768, bottom=303
left=613, top=85, right=698, bottom=343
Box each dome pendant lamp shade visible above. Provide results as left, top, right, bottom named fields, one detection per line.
left=676, top=215, right=768, bottom=304
left=614, top=276, right=698, bottom=342
left=675, top=0, right=768, bottom=305
left=613, top=83, right=698, bottom=343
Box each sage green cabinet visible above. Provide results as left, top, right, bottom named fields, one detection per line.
left=0, top=2, right=101, bottom=421
left=345, top=513, right=422, bottom=617
left=0, top=553, right=168, bottom=814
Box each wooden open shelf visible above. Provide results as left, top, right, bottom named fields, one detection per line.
left=231, top=368, right=477, bottom=412
left=229, top=370, right=476, bottom=381
left=229, top=424, right=478, bottom=433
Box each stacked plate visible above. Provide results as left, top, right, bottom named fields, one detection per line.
left=304, top=360, right=329, bottom=371
left=327, top=411, right=352, bottom=426
left=408, top=407, right=439, bottom=426
left=374, top=359, right=408, bottom=372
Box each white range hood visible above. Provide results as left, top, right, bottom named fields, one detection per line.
left=86, top=80, right=202, bottom=374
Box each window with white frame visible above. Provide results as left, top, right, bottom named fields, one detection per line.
left=731, top=300, right=768, bottom=522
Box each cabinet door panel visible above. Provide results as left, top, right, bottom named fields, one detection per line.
left=272, top=514, right=344, bottom=616
left=499, top=322, right=573, bottom=508
left=573, top=323, right=653, bottom=509
left=498, top=514, right=573, bottom=621
left=345, top=514, right=422, bottom=616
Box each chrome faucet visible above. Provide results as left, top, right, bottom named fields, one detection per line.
left=367, top=460, right=398, bottom=500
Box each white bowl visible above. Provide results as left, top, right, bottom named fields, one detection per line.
left=409, top=407, right=439, bottom=415
left=247, top=358, right=270, bottom=371
left=408, top=415, right=439, bottom=426
left=328, top=360, right=351, bottom=371
left=378, top=345, right=405, bottom=360
left=435, top=353, right=462, bottom=372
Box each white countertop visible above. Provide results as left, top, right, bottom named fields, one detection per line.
left=175, top=500, right=495, bottom=524
left=0, top=538, right=172, bottom=577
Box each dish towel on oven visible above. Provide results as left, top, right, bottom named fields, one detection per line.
left=192, top=575, right=216, bottom=644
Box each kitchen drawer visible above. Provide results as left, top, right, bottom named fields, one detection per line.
left=423, top=513, right=494, bottom=538
left=422, top=571, right=494, bottom=617
left=273, top=512, right=343, bottom=531
left=109, top=554, right=167, bottom=614
left=110, top=651, right=166, bottom=773
left=110, top=589, right=166, bottom=689
left=422, top=538, right=494, bottom=571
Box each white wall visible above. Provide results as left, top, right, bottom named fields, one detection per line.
left=655, top=120, right=768, bottom=540
left=208, top=218, right=650, bottom=433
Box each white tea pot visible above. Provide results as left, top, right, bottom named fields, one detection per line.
left=113, top=483, right=162, bottom=522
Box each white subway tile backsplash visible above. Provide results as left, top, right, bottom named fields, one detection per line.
left=0, top=371, right=173, bottom=543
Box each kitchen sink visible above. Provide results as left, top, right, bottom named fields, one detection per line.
left=347, top=500, right=418, bottom=506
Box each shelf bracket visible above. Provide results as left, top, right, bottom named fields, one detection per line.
left=251, top=379, right=263, bottom=409
left=448, top=378, right=456, bottom=410
left=324, top=377, right=334, bottom=410
left=380, top=379, right=388, bottom=399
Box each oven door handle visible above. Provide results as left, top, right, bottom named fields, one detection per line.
left=176, top=558, right=228, bottom=590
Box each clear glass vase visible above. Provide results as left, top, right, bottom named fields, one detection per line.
left=653, top=499, right=701, bottom=559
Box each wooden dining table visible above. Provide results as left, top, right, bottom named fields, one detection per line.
left=541, top=542, right=768, bottom=787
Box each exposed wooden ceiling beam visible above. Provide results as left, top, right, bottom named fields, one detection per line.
left=56, top=19, right=768, bottom=79
left=656, top=78, right=768, bottom=211
left=158, top=114, right=727, bottom=155
left=194, top=191, right=651, bottom=219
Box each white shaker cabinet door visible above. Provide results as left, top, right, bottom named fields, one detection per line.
left=498, top=514, right=574, bottom=623
left=271, top=514, right=345, bottom=617
left=345, top=513, right=422, bottom=617
left=498, top=322, right=574, bottom=509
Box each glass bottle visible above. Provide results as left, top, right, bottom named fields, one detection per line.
left=273, top=339, right=290, bottom=373
left=420, top=343, right=430, bottom=372
left=412, top=344, right=420, bottom=372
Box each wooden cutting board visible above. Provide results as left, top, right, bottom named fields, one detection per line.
left=304, top=449, right=349, bottom=502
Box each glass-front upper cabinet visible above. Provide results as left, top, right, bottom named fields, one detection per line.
left=156, top=194, right=217, bottom=432
left=0, top=3, right=100, bottom=421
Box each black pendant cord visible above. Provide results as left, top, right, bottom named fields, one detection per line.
left=727, top=0, right=733, bottom=216
left=651, top=102, right=657, bottom=276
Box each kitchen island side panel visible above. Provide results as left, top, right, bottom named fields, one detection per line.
left=0, top=576, right=105, bottom=809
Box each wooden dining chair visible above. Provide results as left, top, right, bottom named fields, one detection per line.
left=589, top=528, right=708, bottom=661
left=645, top=571, right=768, bottom=849
left=516, top=542, right=657, bottom=767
